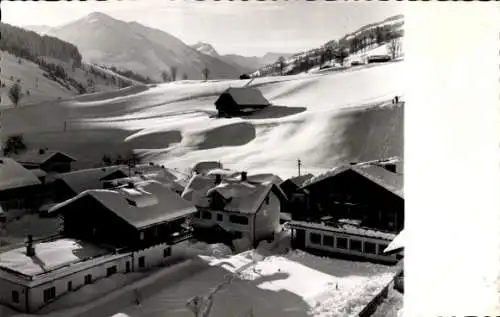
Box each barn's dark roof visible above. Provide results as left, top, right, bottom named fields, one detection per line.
left=303, top=163, right=403, bottom=198
left=49, top=180, right=197, bottom=230
left=218, top=87, right=270, bottom=106
left=12, top=150, right=76, bottom=165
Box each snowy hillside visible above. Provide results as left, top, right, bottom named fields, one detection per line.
left=42, top=12, right=249, bottom=81
left=0, top=51, right=139, bottom=108
left=344, top=14, right=404, bottom=41
left=1, top=61, right=403, bottom=178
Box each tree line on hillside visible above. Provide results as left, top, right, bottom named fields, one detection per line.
left=0, top=22, right=83, bottom=67
left=256, top=22, right=403, bottom=77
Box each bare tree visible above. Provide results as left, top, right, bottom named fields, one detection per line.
left=202, top=66, right=210, bottom=81
left=170, top=66, right=178, bottom=81
left=161, top=70, right=170, bottom=82
left=8, top=83, right=23, bottom=107
left=277, top=56, right=285, bottom=76
left=387, top=37, right=402, bottom=60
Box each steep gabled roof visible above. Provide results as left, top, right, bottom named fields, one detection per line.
left=49, top=180, right=197, bottom=230
left=56, top=165, right=129, bottom=195
left=182, top=171, right=284, bottom=214
left=217, top=87, right=270, bottom=107
left=302, top=162, right=403, bottom=198
left=0, top=157, right=41, bottom=191
left=11, top=150, right=76, bottom=165
left=384, top=229, right=404, bottom=254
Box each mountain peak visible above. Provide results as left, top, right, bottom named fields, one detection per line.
left=191, top=42, right=219, bottom=57
left=82, top=12, right=116, bottom=24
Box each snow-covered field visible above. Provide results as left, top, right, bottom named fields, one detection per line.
left=0, top=61, right=403, bottom=179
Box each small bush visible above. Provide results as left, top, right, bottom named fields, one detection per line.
left=3, top=135, right=27, bottom=156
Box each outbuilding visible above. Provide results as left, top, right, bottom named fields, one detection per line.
left=214, top=87, right=270, bottom=117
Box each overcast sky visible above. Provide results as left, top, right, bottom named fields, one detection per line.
left=2, top=0, right=402, bottom=57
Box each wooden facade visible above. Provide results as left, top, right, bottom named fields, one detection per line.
left=293, top=168, right=403, bottom=234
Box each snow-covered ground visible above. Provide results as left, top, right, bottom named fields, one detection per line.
left=0, top=61, right=403, bottom=179
left=1, top=233, right=400, bottom=317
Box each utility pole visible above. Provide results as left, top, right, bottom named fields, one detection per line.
left=297, top=159, right=302, bottom=176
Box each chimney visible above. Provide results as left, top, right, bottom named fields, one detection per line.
left=127, top=181, right=134, bottom=188
left=39, top=148, right=46, bottom=155
left=26, top=235, right=35, bottom=257
left=149, top=162, right=154, bottom=166
left=215, top=174, right=222, bottom=185
left=349, top=162, right=357, bottom=166
left=241, top=171, right=247, bottom=181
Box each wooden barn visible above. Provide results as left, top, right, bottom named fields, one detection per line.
left=293, top=159, right=404, bottom=234
left=48, top=180, right=197, bottom=249
left=11, top=149, right=76, bottom=173
left=0, top=157, right=43, bottom=210
left=214, top=87, right=270, bottom=117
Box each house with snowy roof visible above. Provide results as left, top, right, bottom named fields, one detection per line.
left=182, top=171, right=287, bottom=247
left=0, top=157, right=43, bottom=210
left=0, top=180, right=196, bottom=312
left=287, top=158, right=404, bottom=264
left=48, top=180, right=197, bottom=248
left=11, top=148, right=76, bottom=174
left=214, top=87, right=270, bottom=117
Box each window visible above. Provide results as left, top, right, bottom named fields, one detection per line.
left=364, top=242, right=376, bottom=254
left=323, top=235, right=334, bottom=247
left=378, top=244, right=388, bottom=255
left=350, top=239, right=362, bottom=252
left=310, top=233, right=321, bottom=245
left=202, top=211, right=212, bottom=220
left=336, top=237, right=348, bottom=249
left=164, top=247, right=171, bottom=257
left=84, top=274, right=92, bottom=285
left=106, top=265, right=117, bottom=277
left=43, top=287, right=56, bottom=302
left=265, top=196, right=270, bottom=204
left=138, top=256, right=145, bottom=268
left=216, top=213, right=223, bottom=222
left=12, top=291, right=19, bottom=304
left=67, top=281, right=73, bottom=291
left=229, top=215, right=248, bottom=225
left=126, top=262, right=131, bottom=273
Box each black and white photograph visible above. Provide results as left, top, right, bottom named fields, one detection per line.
left=0, top=1, right=408, bottom=316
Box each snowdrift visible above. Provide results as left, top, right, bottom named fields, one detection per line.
left=1, top=62, right=403, bottom=179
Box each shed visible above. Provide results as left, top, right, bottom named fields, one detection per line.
left=214, top=87, right=270, bottom=116
left=11, top=149, right=76, bottom=173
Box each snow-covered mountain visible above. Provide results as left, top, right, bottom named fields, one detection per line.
left=191, top=42, right=293, bottom=73
left=38, top=12, right=250, bottom=81
left=191, top=42, right=220, bottom=57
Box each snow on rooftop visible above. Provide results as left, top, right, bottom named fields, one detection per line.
left=289, top=220, right=397, bottom=241
left=0, top=157, right=41, bottom=191
left=384, top=229, right=404, bottom=253
left=51, top=180, right=197, bottom=229
left=182, top=172, right=278, bottom=214
left=0, top=238, right=108, bottom=277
